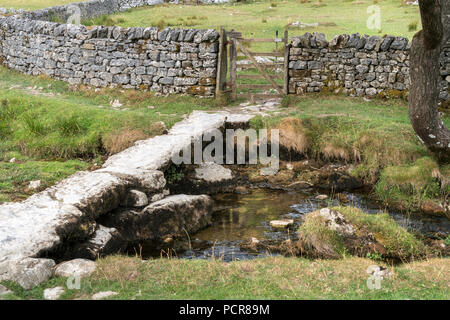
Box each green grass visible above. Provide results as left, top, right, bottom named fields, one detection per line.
left=297, top=206, right=428, bottom=261
left=0, top=157, right=89, bottom=203
left=0, top=66, right=219, bottom=202
left=376, top=157, right=447, bottom=211
left=1, top=255, right=448, bottom=300
left=0, top=0, right=87, bottom=10
left=86, top=0, right=421, bottom=52
left=336, top=206, right=428, bottom=260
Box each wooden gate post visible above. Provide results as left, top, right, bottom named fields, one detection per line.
left=215, top=27, right=228, bottom=98
left=229, top=35, right=237, bottom=101
left=283, top=30, right=290, bottom=95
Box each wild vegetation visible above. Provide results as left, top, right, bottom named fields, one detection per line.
left=1, top=255, right=448, bottom=300
left=249, top=96, right=449, bottom=213
left=0, top=66, right=218, bottom=202
left=297, top=207, right=428, bottom=261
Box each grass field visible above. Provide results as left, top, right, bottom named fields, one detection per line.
left=82, top=0, right=421, bottom=52
left=2, top=256, right=449, bottom=300
left=0, top=0, right=86, bottom=10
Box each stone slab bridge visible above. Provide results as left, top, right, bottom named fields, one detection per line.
left=0, top=111, right=253, bottom=289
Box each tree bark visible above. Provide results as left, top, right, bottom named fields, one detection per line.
left=409, top=0, right=450, bottom=162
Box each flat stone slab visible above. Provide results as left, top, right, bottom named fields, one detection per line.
left=194, top=162, right=233, bottom=183
left=0, top=196, right=85, bottom=260
left=225, top=114, right=255, bottom=129
left=103, top=111, right=227, bottom=171
left=100, top=194, right=214, bottom=241
left=95, top=168, right=166, bottom=194
left=44, top=171, right=129, bottom=219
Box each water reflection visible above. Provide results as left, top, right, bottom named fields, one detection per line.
left=139, top=189, right=449, bottom=261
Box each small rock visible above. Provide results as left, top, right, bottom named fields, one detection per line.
left=150, top=189, right=170, bottom=202
left=235, top=186, right=249, bottom=194
left=110, top=99, right=123, bottom=108
left=163, top=237, right=173, bottom=244
left=92, top=291, right=119, bottom=300
left=54, top=259, right=96, bottom=278
left=315, top=194, right=328, bottom=200
left=0, top=284, right=12, bottom=296
left=270, top=219, right=294, bottom=228
left=319, top=208, right=355, bottom=236
left=251, top=237, right=260, bottom=244
left=28, top=180, right=41, bottom=190
left=122, top=190, right=148, bottom=207
left=286, top=163, right=294, bottom=171
left=43, top=286, right=65, bottom=300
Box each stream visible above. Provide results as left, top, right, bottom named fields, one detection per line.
left=137, top=189, right=450, bottom=262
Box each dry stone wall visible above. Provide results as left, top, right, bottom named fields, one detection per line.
left=0, top=1, right=449, bottom=100
left=288, top=32, right=450, bottom=102
left=0, top=16, right=219, bottom=96
left=0, top=0, right=219, bottom=96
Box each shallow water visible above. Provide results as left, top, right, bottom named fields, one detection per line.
left=139, top=189, right=449, bottom=262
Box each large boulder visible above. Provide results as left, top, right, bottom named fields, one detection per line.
left=0, top=258, right=55, bottom=290
left=99, top=194, right=214, bottom=241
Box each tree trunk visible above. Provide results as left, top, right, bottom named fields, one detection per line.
left=409, top=0, right=450, bottom=162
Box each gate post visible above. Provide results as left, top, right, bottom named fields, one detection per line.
left=283, top=30, right=290, bottom=95
left=215, top=26, right=228, bottom=98
left=229, top=35, right=237, bottom=101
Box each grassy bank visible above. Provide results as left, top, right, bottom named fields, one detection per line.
left=0, top=66, right=217, bottom=203
left=1, top=255, right=448, bottom=300
left=297, top=206, right=428, bottom=261
left=249, top=95, right=450, bottom=213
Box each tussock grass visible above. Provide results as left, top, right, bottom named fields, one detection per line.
left=376, top=157, right=446, bottom=211
left=297, top=206, right=428, bottom=261
left=336, top=206, right=428, bottom=260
